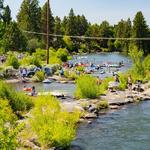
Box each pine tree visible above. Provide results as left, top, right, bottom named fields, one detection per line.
left=66, top=8, right=77, bottom=35
left=2, top=22, right=27, bottom=51
left=17, top=0, right=41, bottom=39
left=0, top=0, right=3, bottom=20
left=114, top=18, right=132, bottom=53
left=61, top=16, right=68, bottom=34
left=3, top=5, right=11, bottom=25
left=54, top=16, right=61, bottom=35
left=41, top=1, right=54, bottom=46
left=132, top=11, right=149, bottom=53
left=76, top=15, right=88, bottom=36
left=54, top=16, right=62, bottom=48
left=99, top=21, right=113, bottom=48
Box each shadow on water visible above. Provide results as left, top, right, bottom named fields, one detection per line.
left=72, top=101, right=150, bottom=150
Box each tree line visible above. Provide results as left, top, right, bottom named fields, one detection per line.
left=0, top=0, right=150, bottom=55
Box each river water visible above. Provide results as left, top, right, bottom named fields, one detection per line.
left=73, top=101, right=150, bottom=150
left=12, top=52, right=132, bottom=97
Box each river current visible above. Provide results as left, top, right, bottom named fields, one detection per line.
left=73, top=101, right=150, bottom=150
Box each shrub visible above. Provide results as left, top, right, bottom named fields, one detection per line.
left=32, top=71, right=45, bottom=82
left=56, top=48, right=69, bottom=62
left=75, top=66, right=84, bottom=72
left=68, top=72, right=78, bottom=80
left=29, top=96, right=80, bottom=149
left=75, top=75, right=99, bottom=99
left=27, top=38, right=43, bottom=53
left=0, top=99, right=24, bottom=149
left=33, top=48, right=46, bottom=61
left=64, top=70, right=78, bottom=80
left=0, top=81, right=33, bottom=112
left=117, top=73, right=128, bottom=90
left=20, top=54, right=42, bottom=67
left=96, top=100, right=109, bottom=110
left=63, top=36, right=73, bottom=52
left=98, top=77, right=113, bottom=95
left=6, top=54, right=20, bottom=69
left=79, top=44, right=88, bottom=53
left=49, top=49, right=62, bottom=64
left=129, top=46, right=144, bottom=77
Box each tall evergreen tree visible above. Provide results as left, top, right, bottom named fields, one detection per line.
left=2, top=22, right=27, bottom=51
left=132, top=11, right=149, bottom=53
left=114, top=18, right=132, bottom=52
left=3, top=5, right=11, bottom=25
left=41, top=1, right=54, bottom=46
left=0, top=0, right=3, bottom=20
left=99, top=21, right=113, bottom=48
left=66, top=8, right=77, bottom=35
left=54, top=16, right=61, bottom=35
left=61, top=16, right=68, bottom=34
left=76, top=15, right=88, bottom=35
left=53, top=16, right=62, bottom=48
left=17, top=0, right=41, bottom=39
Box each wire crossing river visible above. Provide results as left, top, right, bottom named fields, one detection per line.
left=73, top=101, right=150, bottom=150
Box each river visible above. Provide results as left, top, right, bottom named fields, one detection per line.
left=73, top=101, right=150, bottom=150
left=12, top=52, right=132, bottom=97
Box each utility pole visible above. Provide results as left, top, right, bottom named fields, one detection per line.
left=46, top=0, right=50, bottom=64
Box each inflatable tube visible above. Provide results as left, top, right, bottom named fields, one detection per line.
left=23, top=88, right=32, bottom=92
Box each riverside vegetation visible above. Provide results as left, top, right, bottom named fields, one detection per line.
left=0, top=81, right=80, bottom=149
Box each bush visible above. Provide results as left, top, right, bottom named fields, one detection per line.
left=56, top=48, right=69, bottom=62
left=129, top=46, right=144, bottom=77
left=118, top=73, right=128, bottom=90
left=27, top=38, right=44, bottom=53
left=64, top=70, right=78, bottom=80
left=33, top=48, right=46, bottom=61
left=98, top=77, right=113, bottom=95
left=6, top=54, right=20, bottom=69
left=0, top=99, right=24, bottom=149
left=32, top=71, right=45, bottom=82
left=0, top=81, right=33, bottom=112
left=143, top=55, right=150, bottom=80
left=96, top=100, right=109, bottom=110
left=75, top=66, right=84, bottom=72
left=29, top=96, right=80, bottom=149
left=49, top=48, right=62, bottom=64
left=75, top=75, right=99, bottom=99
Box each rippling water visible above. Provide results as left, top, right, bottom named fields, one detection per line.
left=73, top=101, right=150, bottom=150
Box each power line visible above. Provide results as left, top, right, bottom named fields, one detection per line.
left=22, top=30, right=150, bottom=41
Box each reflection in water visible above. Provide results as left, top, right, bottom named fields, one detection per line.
left=73, top=101, right=150, bottom=150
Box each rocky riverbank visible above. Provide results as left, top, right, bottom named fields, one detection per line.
left=61, top=81, right=150, bottom=120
